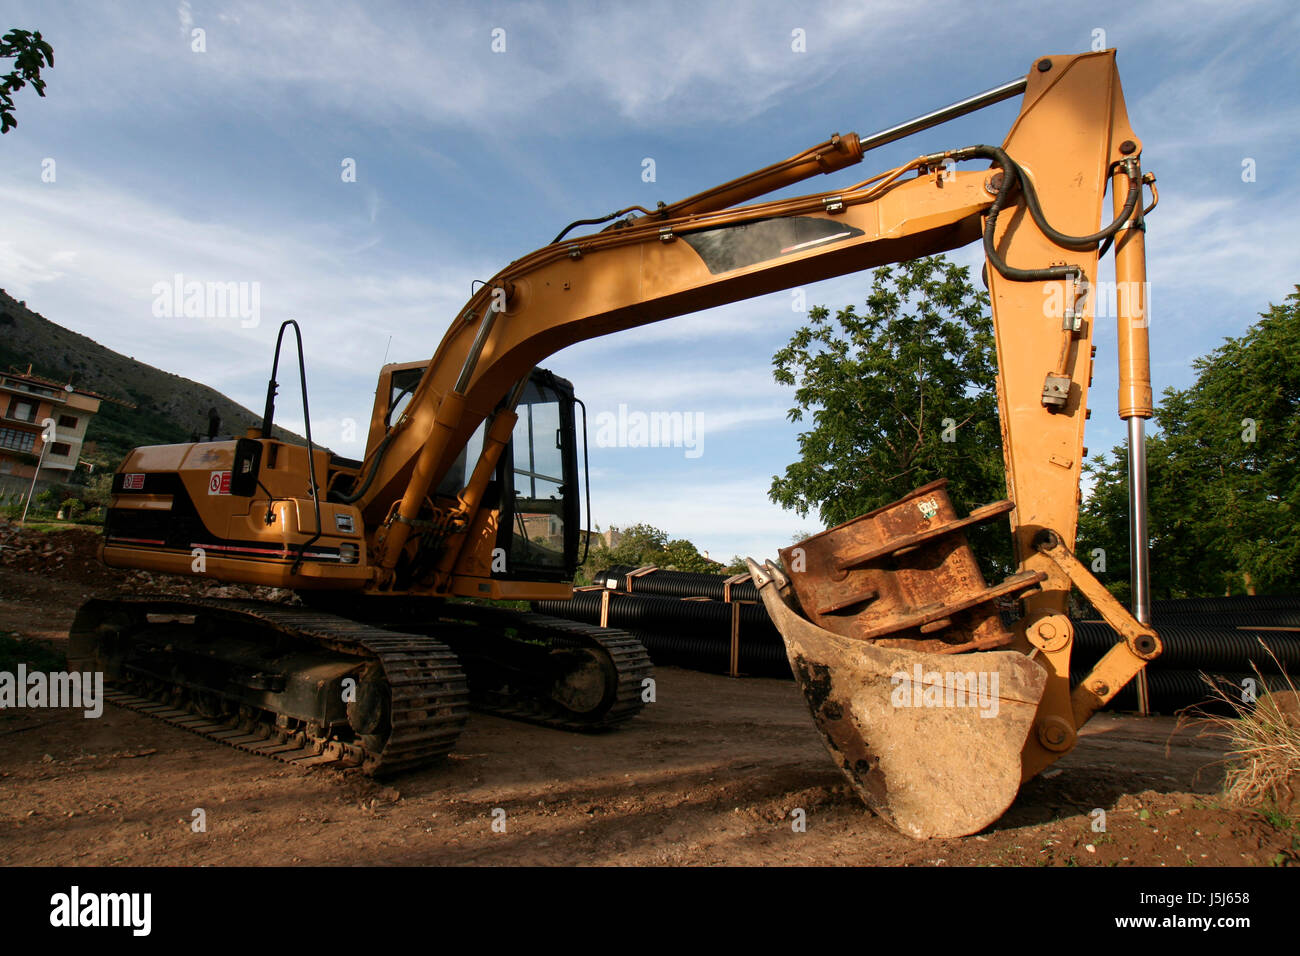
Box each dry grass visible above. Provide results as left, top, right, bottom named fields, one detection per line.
left=1176, top=639, right=1300, bottom=812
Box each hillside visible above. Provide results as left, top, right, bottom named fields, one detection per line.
left=0, top=289, right=300, bottom=467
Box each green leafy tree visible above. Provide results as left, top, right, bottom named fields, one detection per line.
left=769, top=255, right=1011, bottom=575
left=83, top=471, right=114, bottom=508
left=578, top=522, right=721, bottom=582
left=35, top=487, right=59, bottom=514
left=1, top=29, right=54, bottom=134
left=659, top=538, right=719, bottom=573
left=600, top=523, right=667, bottom=567
left=1079, top=286, right=1300, bottom=597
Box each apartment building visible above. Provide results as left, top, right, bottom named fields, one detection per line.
left=0, top=367, right=104, bottom=492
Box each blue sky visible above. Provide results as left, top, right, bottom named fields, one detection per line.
left=2, top=0, right=1297, bottom=563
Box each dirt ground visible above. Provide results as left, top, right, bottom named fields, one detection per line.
left=1, top=525, right=1296, bottom=867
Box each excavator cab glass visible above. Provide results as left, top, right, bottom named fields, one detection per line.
left=494, top=370, right=580, bottom=581
left=385, top=366, right=423, bottom=427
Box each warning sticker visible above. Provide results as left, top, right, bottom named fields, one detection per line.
left=123, top=474, right=146, bottom=490
left=207, top=470, right=232, bottom=495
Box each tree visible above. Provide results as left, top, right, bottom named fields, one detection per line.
left=83, top=471, right=115, bottom=508
left=598, top=523, right=667, bottom=568
left=722, top=556, right=751, bottom=575
left=768, top=255, right=1012, bottom=575
left=578, top=522, right=722, bottom=583
left=1, top=29, right=54, bottom=134
left=659, top=538, right=719, bottom=574
left=1079, top=286, right=1300, bottom=597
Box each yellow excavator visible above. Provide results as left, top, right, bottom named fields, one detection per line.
left=71, top=49, right=1161, bottom=839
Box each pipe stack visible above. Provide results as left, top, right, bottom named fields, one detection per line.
left=537, top=569, right=1300, bottom=711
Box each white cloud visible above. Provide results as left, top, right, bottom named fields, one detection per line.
left=0, top=170, right=491, bottom=456
left=23, top=0, right=945, bottom=134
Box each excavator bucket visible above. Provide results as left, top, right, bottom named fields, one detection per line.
left=748, top=480, right=1051, bottom=839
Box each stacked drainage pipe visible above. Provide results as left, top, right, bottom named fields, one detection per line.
left=538, top=570, right=1300, bottom=711
left=1068, top=595, right=1300, bottom=713
left=593, top=565, right=761, bottom=602
left=535, top=568, right=786, bottom=676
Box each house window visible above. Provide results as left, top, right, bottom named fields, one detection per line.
left=58, top=414, right=78, bottom=430
left=7, top=399, right=36, bottom=423
left=50, top=442, right=72, bottom=457
left=0, top=427, right=35, bottom=452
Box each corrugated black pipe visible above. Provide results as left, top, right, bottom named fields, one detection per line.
left=592, top=566, right=760, bottom=602
left=631, top=631, right=791, bottom=678
left=536, top=590, right=780, bottom=643
left=1070, top=622, right=1300, bottom=672
left=1072, top=668, right=1294, bottom=715
left=1153, top=594, right=1300, bottom=616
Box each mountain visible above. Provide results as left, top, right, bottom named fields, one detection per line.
left=0, top=289, right=301, bottom=467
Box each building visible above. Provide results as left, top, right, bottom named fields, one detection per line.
left=0, top=367, right=105, bottom=496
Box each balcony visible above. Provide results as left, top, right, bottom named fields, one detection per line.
left=0, top=377, right=68, bottom=405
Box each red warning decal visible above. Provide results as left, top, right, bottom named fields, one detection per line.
left=123, top=473, right=146, bottom=490
left=207, top=470, right=232, bottom=495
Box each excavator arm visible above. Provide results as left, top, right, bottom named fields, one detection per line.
left=347, top=49, right=1159, bottom=836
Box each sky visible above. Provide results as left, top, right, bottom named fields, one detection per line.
left=1, top=0, right=1297, bottom=563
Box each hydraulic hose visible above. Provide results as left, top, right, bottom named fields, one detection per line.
left=330, top=431, right=394, bottom=504
left=941, top=144, right=1141, bottom=283
left=551, top=205, right=657, bottom=244
left=1016, top=156, right=1143, bottom=250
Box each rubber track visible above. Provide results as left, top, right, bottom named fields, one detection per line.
left=73, top=596, right=469, bottom=776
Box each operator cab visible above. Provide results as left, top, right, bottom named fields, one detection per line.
left=494, top=369, right=581, bottom=580
left=366, top=363, right=584, bottom=582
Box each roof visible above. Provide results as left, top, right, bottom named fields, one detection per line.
left=0, top=365, right=133, bottom=407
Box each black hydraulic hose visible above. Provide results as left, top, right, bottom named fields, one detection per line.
left=1015, top=156, right=1143, bottom=250
left=551, top=205, right=656, bottom=244
left=332, top=431, right=394, bottom=504
left=949, top=144, right=1140, bottom=283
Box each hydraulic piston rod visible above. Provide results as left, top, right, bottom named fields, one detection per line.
left=643, top=77, right=1028, bottom=222
left=1112, top=158, right=1154, bottom=708
left=857, top=77, right=1028, bottom=153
